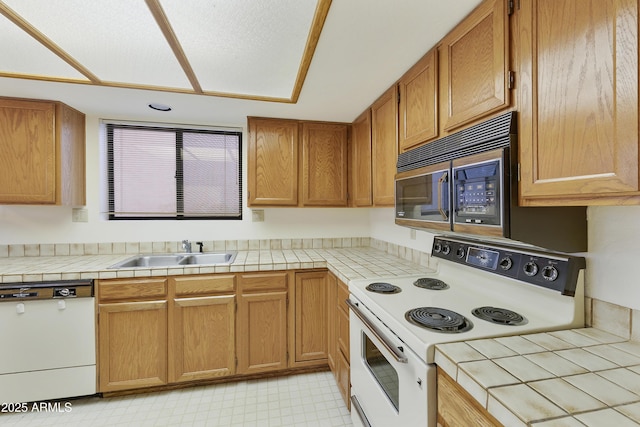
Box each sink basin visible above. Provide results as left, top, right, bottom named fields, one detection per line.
left=108, top=252, right=236, bottom=269
left=182, top=252, right=236, bottom=265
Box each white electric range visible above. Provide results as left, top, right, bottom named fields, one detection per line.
left=347, top=236, right=586, bottom=427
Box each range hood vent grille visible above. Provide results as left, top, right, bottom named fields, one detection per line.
left=397, top=112, right=516, bottom=172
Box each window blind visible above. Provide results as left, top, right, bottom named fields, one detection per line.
left=106, top=123, right=242, bottom=220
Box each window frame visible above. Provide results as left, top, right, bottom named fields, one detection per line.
left=105, top=122, right=242, bottom=221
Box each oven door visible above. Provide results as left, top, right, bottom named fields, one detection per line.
left=395, top=162, right=451, bottom=232
left=348, top=297, right=435, bottom=427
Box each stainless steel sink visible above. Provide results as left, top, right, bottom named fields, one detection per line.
left=182, top=252, right=236, bottom=265
left=108, top=252, right=237, bottom=269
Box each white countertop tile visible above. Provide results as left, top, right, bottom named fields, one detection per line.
left=489, top=384, right=566, bottom=424
left=525, top=352, right=588, bottom=377
left=575, top=408, right=640, bottom=427
left=563, top=373, right=640, bottom=407
left=493, top=355, right=555, bottom=382
left=554, top=348, right=619, bottom=371
left=528, top=378, right=607, bottom=413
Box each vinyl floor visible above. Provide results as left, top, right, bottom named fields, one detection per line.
left=0, top=371, right=352, bottom=426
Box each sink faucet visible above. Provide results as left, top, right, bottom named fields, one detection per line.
left=182, top=240, right=192, bottom=253
left=196, top=242, right=204, bottom=253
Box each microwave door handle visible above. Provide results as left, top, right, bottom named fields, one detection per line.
left=438, top=171, right=449, bottom=220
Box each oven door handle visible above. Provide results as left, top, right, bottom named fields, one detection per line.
left=350, top=395, right=372, bottom=427
left=346, top=299, right=408, bottom=363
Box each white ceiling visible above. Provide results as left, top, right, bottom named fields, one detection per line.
left=0, top=0, right=482, bottom=127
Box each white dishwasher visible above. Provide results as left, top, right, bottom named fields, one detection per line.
left=0, top=280, right=96, bottom=403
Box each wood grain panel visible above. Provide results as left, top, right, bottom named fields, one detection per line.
left=173, top=274, right=235, bottom=296
left=98, top=278, right=168, bottom=302
left=518, top=0, right=638, bottom=201
left=301, top=122, right=348, bottom=206
left=98, top=301, right=168, bottom=392
left=170, top=295, right=235, bottom=382
left=442, top=0, right=509, bottom=131
left=293, top=271, right=328, bottom=363
left=351, top=109, right=373, bottom=206
left=239, top=272, right=288, bottom=293
left=247, top=117, right=299, bottom=206
left=437, top=368, right=502, bottom=427
left=399, top=48, right=438, bottom=152
left=371, top=85, right=398, bottom=206
left=0, top=99, right=56, bottom=203
left=57, top=102, right=86, bottom=206
left=237, top=291, right=288, bottom=374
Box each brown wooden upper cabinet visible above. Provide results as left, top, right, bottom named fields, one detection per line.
left=441, top=0, right=511, bottom=132
left=301, top=122, right=348, bottom=206
left=371, top=86, right=399, bottom=206
left=0, top=97, right=85, bottom=205
left=247, top=117, right=348, bottom=207
left=247, top=117, right=299, bottom=206
left=350, top=109, right=373, bottom=207
left=398, top=48, right=439, bottom=153
left=517, top=0, right=639, bottom=205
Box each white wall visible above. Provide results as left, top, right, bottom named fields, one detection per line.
left=368, top=207, right=640, bottom=311
left=0, top=116, right=371, bottom=245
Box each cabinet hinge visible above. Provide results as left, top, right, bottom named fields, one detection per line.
left=397, top=90, right=401, bottom=104
left=517, top=163, right=521, bottom=181
left=508, top=71, right=515, bottom=90
left=508, top=0, right=515, bottom=15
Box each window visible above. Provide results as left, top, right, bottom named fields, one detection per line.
left=106, top=123, right=242, bottom=220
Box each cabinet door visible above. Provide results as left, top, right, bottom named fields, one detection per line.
left=441, top=0, right=510, bottom=131
left=518, top=0, right=639, bottom=203
left=247, top=117, right=299, bottom=206
left=301, top=122, right=349, bottom=206
left=351, top=109, right=373, bottom=207
left=237, top=291, right=288, bottom=374
left=371, top=86, right=399, bottom=206
left=0, top=99, right=56, bottom=203
left=170, top=295, right=235, bottom=383
left=98, top=301, right=167, bottom=392
left=292, top=271, right=328, bottom=366
left=399, top=48, right=439, bottom=152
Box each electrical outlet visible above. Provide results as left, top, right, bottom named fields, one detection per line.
left=252, top=209, right=264, bottom=222
left=72, top=207, right=88, bottom=222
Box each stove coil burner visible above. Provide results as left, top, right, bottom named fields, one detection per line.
left=472, top=306, right=527, bottom=326
left=413, top=278, right=449, bottom=290
left=365, top=282, right=401, bottom=294
left=405, top=307, right=473, bottom=333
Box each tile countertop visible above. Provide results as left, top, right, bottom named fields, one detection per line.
left=0, top=247, right=429, bottom=285
left=435, top=328, right=640, bottom=427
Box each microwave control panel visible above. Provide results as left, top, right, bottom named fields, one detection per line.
left=431, top=237, right=585, bottom=296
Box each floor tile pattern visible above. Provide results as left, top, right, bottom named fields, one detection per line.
left=0, top=371, right=352, bottom=427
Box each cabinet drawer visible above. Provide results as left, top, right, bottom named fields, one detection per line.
left=239, top=272, right=288, bottom=292
left=98, top=278, right=167, bottom=302
left=337, top=280, right=350, bottom=314
left=173, top=275, right=235, bottom=296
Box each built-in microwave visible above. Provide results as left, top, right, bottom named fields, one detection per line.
left=395, top=112, right=588, bottom=253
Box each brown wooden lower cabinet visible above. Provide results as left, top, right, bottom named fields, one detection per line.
left=291, top=271, right=329, bottom=367
left=97, top=270, right=333, bottom=394
left=327, top=271, right=351, bottom=409
left=437, top=368, right=502, bottom=427
left=98, top=300, right=168, bottom=392
left=236, top=272, right=289, bottom=374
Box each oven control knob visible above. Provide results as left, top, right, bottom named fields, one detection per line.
left=456, top=247, right=466, bottom=259
left=441, top=244, right=451, bottom=255
left=433, top=242, right=442, bottom=253
left=541, top=265, right=559, bottom=281
left=523, top=261, right=539, bottom=276
left=499, top=257, right=513, bottom=270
